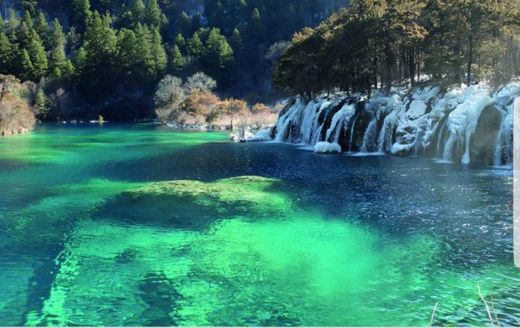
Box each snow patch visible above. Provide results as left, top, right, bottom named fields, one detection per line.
left=314, top=142, right=342, bottom=154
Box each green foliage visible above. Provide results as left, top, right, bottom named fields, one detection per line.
left=151, top=29, right=167, bottom=78
left=188, top=32, right=204, bottom=57
left=0, top=32, right=16, bottom=74
left=204, top=28, right=234, bottom=68
left=25, top=30, right=48, bottom=80
left=174, top=33, right=186, bottom=52
left=178, top=11, right=192, bottom=36
left=131, top=0, right=146, bottom=24
left=71, top=0, right=92, bottom=33
left=145, top=0, right=167, bottom=29
left=35, top=87, right=48, bottom=118
left=49, top=19, right=71, bottom=79
left=20, top=49, right=34, bottom=81
left=170, top=45, right=185, bottom=72
left=79, top=11, right=119, bottom=100
left=275, top=0, right=520, bottom=97
left=18, top=0, right=38, bottom=15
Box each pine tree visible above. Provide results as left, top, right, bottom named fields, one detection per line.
left=204, top=28, right=234, bottom=68
left=134, top=23, right=155, bottom=81
left=249, top=7, right=263, bottom=37
left=79, top=11, right=118, bottom=99
left=170, top=45, right=185, bottom=72
left=18, top=0, right=37, bottom=16
left=21, top=10, right=33, bottom=30
left=20, top=49, right=34, bottom=80
left=17, top=22, right=32, bottom=49
left=230, top=28, right=243, bottom=53
left=34, top=11, right=49, bottom=49
left=35, top=87, right=48, bottom=118
left=71, top=0, right=91, bottom=33
left=0, top=32, right=16, bottom=73
left=49, top=19, right=67, bottom=78
left=174, top=33, right=186, bottom=53
left=25, top=30, right=48, bottom=80
left=151, top=28, right=167, bottom=79
left=145, top=0, right=166, bottom=29
left=188, top=32, right=203, bottom=57
left=73, top=47, right=87, bottom=79
left=6, top=9, right=20, bottom=41
left=131, top=0, right=146, bottom=24
left=178, top=11, right=191, bottom=36
left=117, top=28, right=139, bottom=78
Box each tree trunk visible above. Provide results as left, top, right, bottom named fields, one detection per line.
left=384, top=47, right=394, bottom=93
left=467, top=35, right=474, bottom=86
left=409, top=48, right=416, bottom=87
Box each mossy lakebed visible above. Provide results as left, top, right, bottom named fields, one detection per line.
left=0, top=124, right=518, bottom=326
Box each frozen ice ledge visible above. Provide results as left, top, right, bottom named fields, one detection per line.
left=262, top=83, right=520, bottom=166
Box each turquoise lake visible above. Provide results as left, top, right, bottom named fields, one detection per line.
left=0, top=124, right=518, bottom=326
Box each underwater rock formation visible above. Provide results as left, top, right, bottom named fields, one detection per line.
left=267, top=83, right=520, bottom=166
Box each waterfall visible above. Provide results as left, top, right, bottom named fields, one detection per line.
left=266, top=82, right=520, bottom=166
left=435, top=119, right=448, bottom=158
left=377, top=111, right=397, bottom=153
left=493, top=109, right=514, bottom=166
left=442, top=133, right=457, bottom=162
left=360, top=119, right=378, bottom=153
left=300, top=100, right=329, bottom=144
left=348, top=114, right=359, bottom=152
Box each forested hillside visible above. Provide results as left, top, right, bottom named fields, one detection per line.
left=275, top=0, right=520, bottom=98
left=0, top=0, right=347, bottom=120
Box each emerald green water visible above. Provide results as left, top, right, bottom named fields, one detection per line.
left=0, top=124, right=518, bottom=326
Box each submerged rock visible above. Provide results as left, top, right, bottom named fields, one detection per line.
left=96, top=176, right=291, bottom=229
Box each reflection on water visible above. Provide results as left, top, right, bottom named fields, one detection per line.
left=0, top=124, right=517, bottom=326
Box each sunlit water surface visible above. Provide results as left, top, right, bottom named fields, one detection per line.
left=0, top=124, right=517, bottom=326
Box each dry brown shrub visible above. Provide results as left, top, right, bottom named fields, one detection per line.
left=0, top=75, right=36, bottom=136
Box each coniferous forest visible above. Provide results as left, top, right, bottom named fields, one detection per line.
left=0, top=0, right=347, bottom=121
left=275, top=0, right=520, bottom=98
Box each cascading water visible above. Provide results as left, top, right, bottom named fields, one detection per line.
left=265, top=82, right=520, bottom=166
left=360, top=119, right=378, bottom=153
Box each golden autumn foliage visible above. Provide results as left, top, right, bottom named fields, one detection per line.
left=0, top=75, right=36, bottom=136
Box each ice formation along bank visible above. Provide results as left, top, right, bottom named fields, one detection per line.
left=264, top=83, right=520, bottom=166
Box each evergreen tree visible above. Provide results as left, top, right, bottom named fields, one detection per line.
left=18, top=0, right=37, bottom=16
left=151, top=28, right=167, bottom=79
left=24, top=30, right=48, bottom=80
left=49, top=19, right=68, bottom=79
left=145, top=0, right=166, bottom=29
left=71, top=0, right=91, bottom=33
left=230, top=28, right=243, bottom=53
left=117, top=28, right=139, bottom=78
left=204, top=28, right=234, bottom=68
left=35, top=87, right=48, bottom=118
left=188, top=32, right=204, bottom=57
left=6, top=9, right=20, bottom=41
left=20, top=49, right=34, bottom=80
left=178, top=11, right=191, bottom=36
left=170, top=44, right=185, bottom=72
left=131, top=0, right=146, bottom=24
left=0, top=32, right=16, bottom=74
left=34, top=11, right=50, bottom=49
left=21, top=10, right=33, bottom=30
left=134, top=23, right=155, bottom=81
left=174, top=33, right=186, bottom=53
left=80, top=11, right=118, bottom=99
